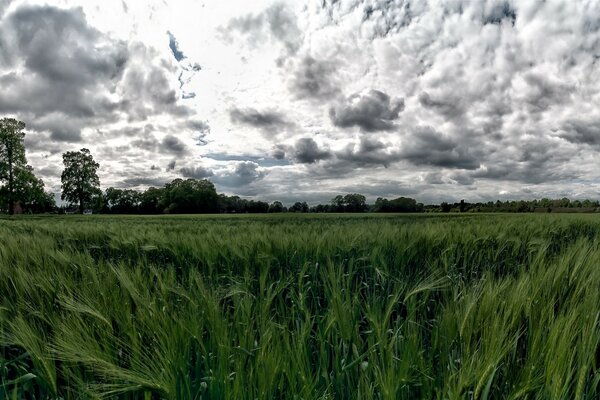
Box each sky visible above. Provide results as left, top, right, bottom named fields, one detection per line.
left=1, top=0, right=600, bottom=205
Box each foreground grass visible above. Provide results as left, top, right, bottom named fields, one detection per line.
left=0, top=213, right=599, bottom=399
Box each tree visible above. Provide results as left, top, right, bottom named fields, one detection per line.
left=0, top=165, right=55, bottom=213
left=268, top=201, right=283, bottom=213
left=0, top=118, right=27, bottom=215
left=161, top=178, right=219, bottom=213
left=343, top=193, right=367, bottom=212
left=61, top=148, right=101, bottom=214
left=290, top=201, right=308, bottom=213
left=139, top=187, right=164, bottom=214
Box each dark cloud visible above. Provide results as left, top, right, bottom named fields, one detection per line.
left=167, top=160, right=176, bottom=171
left=337, top=137, right=400, bottom=167
left=180, top=165, right=214, bottom=179
left=418, top=91, right=465, bottom=120
left=131, top=135, right=159, bottom=152
left=289, top=56, right=340, bottom=100
left=361, top=0, right=413, bottom=38
left=214, top=161, right=265, bottom=187
left=521, top=73, right=574, bottom=113
left=118, top=43, right=191, bottom=121
left=187, top=120, right=210, bottom=145
left=400, top=126, right=480, bottom=170
left=120, top=176, right=168, bottom=188
left=559, top=118, right=600, bottom=145
left=161, top=135, right=187, bottom=155
left=0, top=5, right=128, bottom=140
left=483, top=2, right=517, bottom=26
left=449, top=172, right=475, bottom=186
left=229, top=107, right=290, bottom=136
left=291, top=138, right=332, bottom=164
left=0, top=3, right=195, bottom=150
left=271, top=145, right=286, bottom=160
left=329, top=90, right=404, bottom=132
left=422, top=172, right=445, bottom=185
left=167, top=31, right=185, bottom=61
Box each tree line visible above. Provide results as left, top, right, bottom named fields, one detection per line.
left=2, top=118, right=600, bottom=215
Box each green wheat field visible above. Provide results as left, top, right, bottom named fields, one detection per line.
left=1, top=213, right=600, bottom=399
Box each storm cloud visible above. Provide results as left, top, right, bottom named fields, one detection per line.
left=290, top=138, right=332, bottom=164
left=329, top=90, right=404, bottom=132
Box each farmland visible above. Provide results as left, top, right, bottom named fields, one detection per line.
left=1, top=213, right=600, bottom=399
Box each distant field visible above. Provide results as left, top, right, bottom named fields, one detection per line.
left=1, top=213, right=600, bottom=399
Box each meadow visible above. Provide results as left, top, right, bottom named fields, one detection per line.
left=1, top=213, right=599, bottom=399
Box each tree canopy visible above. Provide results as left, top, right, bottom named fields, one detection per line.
left=61, top=148, right=100, bottom=213
left=0, top=118, right=27, bottom=214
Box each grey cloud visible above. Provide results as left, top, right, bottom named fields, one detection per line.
left=482, top=1, right=517, bottom=26
left=291, top=138, right=332, bottom=164
left=271, top=144, right=286, bottom=160
left=161, top=135, right=187, bottom=155
left=230, top=107, right=291, bottom=136
left=401, top=126, right=480, bottom=170
left=214, top=161, right=266, bottom=187
left=361, top=0, right=413, bottom=38
left=422, top=172, right=444, bottom=185
left=121, top=176, right=168, bottom=188
left=419, top=91, right=465, bottom=120
left=131, top=135, right=159, bottom=152
left=337, top=137, right=400, bottom=167
left=449, top=172, right=475, bottom=186
left=289, top=56, right=340, bottom=100
left=330, top=90, right=404, bottom=132
left=187, top=120, right=210, bottom=145
left=180, top=165, right=214, bottom=179
left=522, top=73, right=574, bottom=113
left=223, top=3, right=301, bottom=55
left=167, top=160, right=176, bottom=171
left=118, top=45, right=190, bottom=121
left=559, top=118, right=600, bottom=145
left=0, top=5, right=128, bottom=140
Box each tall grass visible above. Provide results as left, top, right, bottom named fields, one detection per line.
left=0, top=213, right=599, bottom=398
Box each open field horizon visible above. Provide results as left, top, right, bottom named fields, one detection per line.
left=1, top=213, right=600, bottom=398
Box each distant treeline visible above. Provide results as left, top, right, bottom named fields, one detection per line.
left=51, top=178, right=600, bottom=215
left=82, top=187, right=425, bottom=214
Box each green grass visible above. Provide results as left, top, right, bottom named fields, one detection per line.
left=1, top=213, right=600, bottom=399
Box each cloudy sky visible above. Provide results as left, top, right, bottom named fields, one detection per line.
left=1, top=0, right=600, bottom=204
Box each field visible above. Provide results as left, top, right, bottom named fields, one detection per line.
left=1, top=213, right=600, bottom=399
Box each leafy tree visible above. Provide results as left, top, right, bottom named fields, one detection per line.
left=373, top=196, right=421, bottom=212
left=343, top=193, right=367, bottom=212
left=139, top=187, right=164, bottom=214
left=61, top=148, right=101, bottom=214
left=0, top=165, right=55, bottom=213
left=162, top=178, right=219, bottom=213
left=105, top=188, right=141, bottom=213
left=290, top=201, right=308, bottom=213
left=0, top=118, right=27, bottom=214
left=331, top=195, right=344, bottom=212
left=268, top=201, right=283, bottom=213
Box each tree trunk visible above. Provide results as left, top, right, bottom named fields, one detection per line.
left=79, top=198, right=84, bottom=214
left=7, top=148, right=13, bottom=216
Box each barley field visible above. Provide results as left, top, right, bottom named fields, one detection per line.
left=1, top=213, right=600, bottom=399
